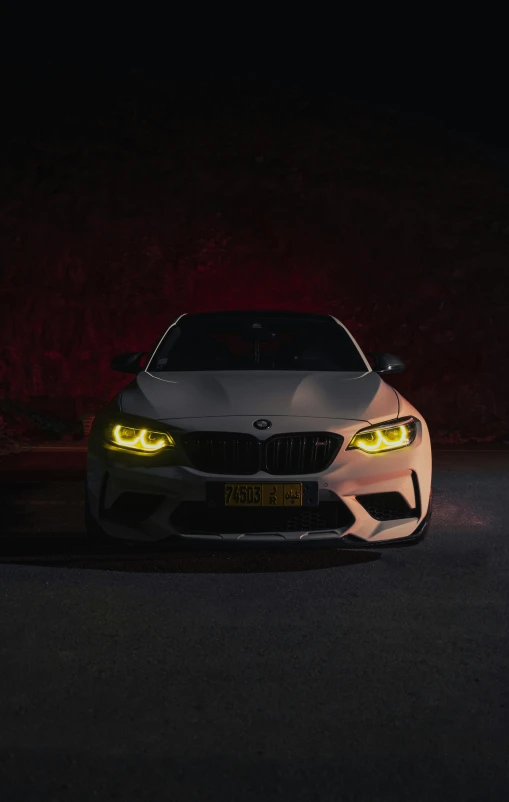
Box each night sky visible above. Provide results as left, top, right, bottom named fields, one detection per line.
left=2, top=10, right=506, bottom=148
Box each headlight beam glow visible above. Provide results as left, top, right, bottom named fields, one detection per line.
left=348, top=418, right=416, bottom=453
left=111, top=424, right=173, bottom=452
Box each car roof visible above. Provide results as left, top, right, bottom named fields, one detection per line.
left=178, top=311, right=336, bottom=324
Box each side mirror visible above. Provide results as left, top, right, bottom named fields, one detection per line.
left=110, top=352, right=147, bottom=374
left=367, top=352, right=405, bottom=374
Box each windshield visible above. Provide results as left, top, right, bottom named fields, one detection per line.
left=148, top=315, right=367, bottom=372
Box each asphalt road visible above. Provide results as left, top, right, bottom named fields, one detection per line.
left=0, top=451, right=508, bottom=801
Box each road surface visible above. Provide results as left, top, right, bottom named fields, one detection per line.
left=0, top=451, right=508, bottom=801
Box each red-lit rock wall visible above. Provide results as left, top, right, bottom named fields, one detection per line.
left=1, top=80, right=508, bottom=442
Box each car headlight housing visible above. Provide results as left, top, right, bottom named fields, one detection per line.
left=107, top=424, right=176, bottom=453
left=347, top=417, right=417, bottom=454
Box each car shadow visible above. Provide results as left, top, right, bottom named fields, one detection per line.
left=0, top=536, right=381, bottom=573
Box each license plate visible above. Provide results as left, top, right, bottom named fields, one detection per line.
left=224, top=482, right=303, bottom=507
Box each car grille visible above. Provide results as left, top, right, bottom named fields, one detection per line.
left=170, top=500, right=354, bottom=535
left=356, top=492, right=415, bottom=521
left=180, top=432, right=342, bottom=475
left=180, top=432, right=261, bottom=475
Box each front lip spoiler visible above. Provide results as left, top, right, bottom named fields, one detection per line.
left=341, top=495, right=433, bottom=549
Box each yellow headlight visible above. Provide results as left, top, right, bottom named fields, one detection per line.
left=111, top=425, right=175, bottom=453
left=348, top=418, right=416, bottom=453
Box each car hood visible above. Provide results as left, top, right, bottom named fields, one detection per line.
left=120, top=370, right=399, bottom=425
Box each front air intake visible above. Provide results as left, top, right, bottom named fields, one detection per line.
left=356, top=492, right=415, bottom=521
left=170, top=500, right=354, bottom=535
left=103, top=492, right=165, bottom=523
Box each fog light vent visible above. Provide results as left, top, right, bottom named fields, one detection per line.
left=356, top=492, right=414, bottom=521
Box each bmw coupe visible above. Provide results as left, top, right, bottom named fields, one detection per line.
left=86, top=311, right=432, bottom=547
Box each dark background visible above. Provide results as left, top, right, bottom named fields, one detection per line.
left=1, top=11, right=507, bottom=446
left=1, top=16, right=509, bottom=802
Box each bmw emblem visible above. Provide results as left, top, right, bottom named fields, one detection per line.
left=253, top=419, right=272, bottom=430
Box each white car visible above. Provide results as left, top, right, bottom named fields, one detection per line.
left=86, top=311, right=432, bottom=547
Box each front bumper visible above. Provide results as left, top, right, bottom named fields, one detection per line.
left=86, top=415, right=432, bottom=545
